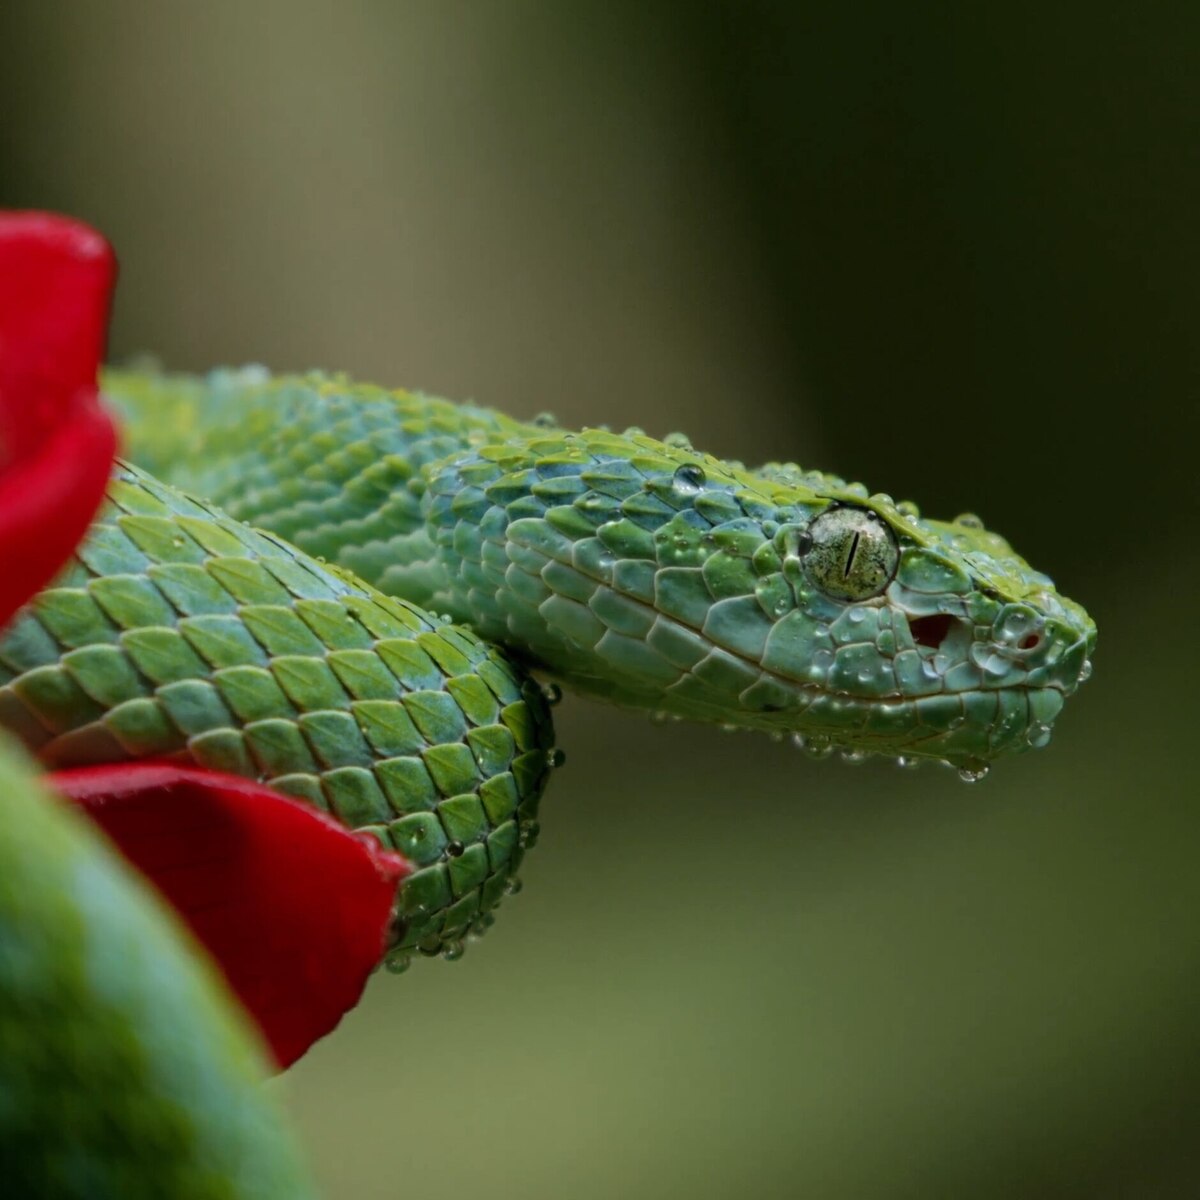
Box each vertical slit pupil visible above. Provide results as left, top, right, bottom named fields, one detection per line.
left=843, top=531, right=861, bottom=578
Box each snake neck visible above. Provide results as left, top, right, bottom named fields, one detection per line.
left=105, top=366, right=534, bottom=603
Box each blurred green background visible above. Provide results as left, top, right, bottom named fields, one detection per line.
left=2, top=4, right=1197, bottom=1197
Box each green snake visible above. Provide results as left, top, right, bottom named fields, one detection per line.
left=0, top=367, right=1096, bottom=962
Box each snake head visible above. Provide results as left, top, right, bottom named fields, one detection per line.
left=737, top=474, right=1097, bottom=774
left=639, top=451, right=1099, bottom=773
left=427, top=429, right=1097, bottom=776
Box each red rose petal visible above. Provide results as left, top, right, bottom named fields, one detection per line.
left=0, top=211, right=120, bottom=627
left=0, top=211, right=115, bottom=459
left=0, top=390, right=117, bottom=629
left=51, top=763, right=411, bottom=1070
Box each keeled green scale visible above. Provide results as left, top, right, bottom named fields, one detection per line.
left=0, top=464, right=556, bottom=959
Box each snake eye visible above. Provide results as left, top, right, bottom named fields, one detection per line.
left=802, top=506, right=899, bottom=601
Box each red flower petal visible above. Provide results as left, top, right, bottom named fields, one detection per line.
left=51, top=763, right=411, bottom=1070
left=0, top=211, right=114, bottom=456
left=0, top=211, right=119, bottom=627
left=0, top=393, right=117, bottom=630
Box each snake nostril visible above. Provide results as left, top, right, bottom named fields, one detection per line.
left=909, top=613, right=955, bottom=650
left=1019, top=633, right=1042, bottom=651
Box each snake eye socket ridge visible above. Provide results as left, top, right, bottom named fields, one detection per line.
left=802, top=506, right=899, bottom=602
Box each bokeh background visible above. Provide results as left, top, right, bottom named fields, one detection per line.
left=2, top=4, right=1197, bottom=1197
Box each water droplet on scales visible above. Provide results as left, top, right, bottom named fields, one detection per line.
left=956, top=759, right=990, bottom=783
left=384, top=949, right=413, bottom=975
left=672, top=464, right=706, bottom=495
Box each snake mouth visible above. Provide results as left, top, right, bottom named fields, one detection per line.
left=577, top=618, right=1070, bottom=763
left=545, top=580, right=1079, bottom=765
left=767, top=681, right=1068, bottom=764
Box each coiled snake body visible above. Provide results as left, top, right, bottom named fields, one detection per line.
left=0, top=368, right=1096, bottom=959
